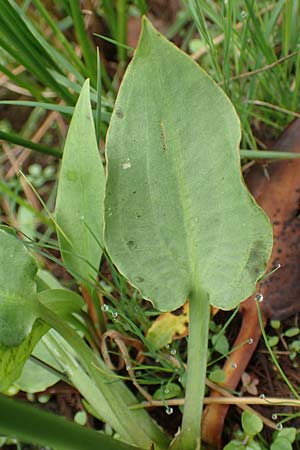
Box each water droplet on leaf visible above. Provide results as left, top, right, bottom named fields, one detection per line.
left=255, top=293, right=264, bottom=302
left=122, top=161, right=131, bottom=170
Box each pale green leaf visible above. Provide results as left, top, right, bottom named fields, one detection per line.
left=0, top=230, right=39, bottom=346
left=0, top=321, right=47, bottom=392
left=56, top=79, right=105, bottom=283
left=37, top=289, right=84, bottom=316
left=105, top=18, right=272, bottom=312
left=153, top=383, right=182, bottom=400
left=14, top=332, right=60, bottom=393
left=242, top=411, right=263, bottom=436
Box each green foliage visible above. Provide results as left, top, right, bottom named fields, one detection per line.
left=153, top=383, right=182, bottom=400
left=105, top=16, right=271, bottom=450
left=0, top=230, right=39, bottom=347
left=0, top=321, right=47, bottom=393
left=105, top=17, right=272, bottom=313
left=0, top=394, right=140, bottom=450
left=0, top=9, right=277, bottom=450
left=55, top=79, right=105, bottom=284
left=224, top=412, right=296, bottom=450
left=242, top=411, right=263, bottom=436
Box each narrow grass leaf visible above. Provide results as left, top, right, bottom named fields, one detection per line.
left=0, top=395, right=141, bottom=450
left=55, top=80, right=105, bottom=283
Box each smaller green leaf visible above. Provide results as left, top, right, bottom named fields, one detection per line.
left=55, top=79, right=105, bottom=284
left=208, top=368, right=226, bottom=383
left=271, top=437, right=292, bottom=450
left=245, top=442, right=263, bottom=450
left=74, top=411, right=88, bottom=426
left=268, top=336, right=279, bottom=347
left=284, top=328, right=300, bottom=338
left=211, top=334, right=229, bottom=355
left=223, top=441, right=244, bottom=450
left=0, top=230, right=39, bottom=347
left=275, top=428, right=296, bottom=443
left=242, top=411, right=263, bottom=436
left=270, top=320, right=281, bottom=330
left=153, top=383, right=182, bottom=400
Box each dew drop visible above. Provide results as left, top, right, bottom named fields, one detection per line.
left=112, top=311, right=118, bottom=319
left=165, top=344, right=170, bottom=349
left=248, top=338, right=254, bottom=345
left=276, top=423, right=283, bottom=430
left=259, top=393, right=266, bottom=399
left=178, top=377, right=183, bottom=383
left=126, top=365, right=131, bottom=371
left=80, top=215, right=85, bottom=221
left=164, top=388, right=169, bottom=394
left=166, top=406, right=173, bottom=415
left=231, top=363, right=237, bottom=369
left=275, top=263, right=281, bottom=269
left=122, top=161, right=131, bottom=170
left=170, top=349, right=177, bottom=356
left=101, top=304, right=109, bottom=312
left=255, top=293, right=264, bottom=302
left=241, top=10, right=247, bottom=19
left=272, top=413, right=278, bottom=420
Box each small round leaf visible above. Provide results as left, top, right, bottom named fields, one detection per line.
left=242, top=411, right=263, bottom=436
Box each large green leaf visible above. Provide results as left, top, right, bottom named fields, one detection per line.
left=105, top=18, right=273, bottom=312
left=56, top=79, right=105, bottom=283
left=0, top=230, right=39, bottom=346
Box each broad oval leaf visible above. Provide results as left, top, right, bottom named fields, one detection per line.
left=105, top=18, right=272, bottom=311
left=0, top=230, right=38, bottom=346
left=56, top=79, right=105, bottom=283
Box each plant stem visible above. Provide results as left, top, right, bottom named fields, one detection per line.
left=170, top=288, right=210, bottom=450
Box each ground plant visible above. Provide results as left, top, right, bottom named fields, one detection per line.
left=1, top=1, right=300, bottom=450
